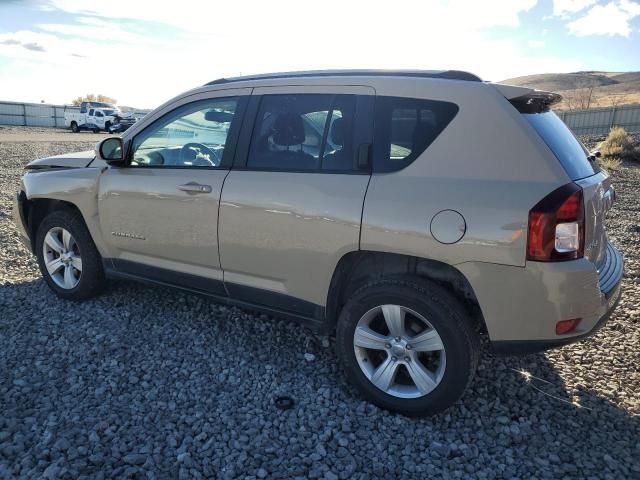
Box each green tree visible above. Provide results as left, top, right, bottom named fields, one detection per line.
left=71, top=94, right=117, bottom=106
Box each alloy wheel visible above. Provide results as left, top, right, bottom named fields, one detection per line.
left=42, top=227, right=82, bottom=289
left=353, top=304, right=446, bottom=399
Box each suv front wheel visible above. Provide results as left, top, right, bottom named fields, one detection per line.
left=35, top=209, right=106, bottom=301
left=336, top=276, right=479, bottom=416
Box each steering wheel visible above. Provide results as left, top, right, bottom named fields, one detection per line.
left=179, top=143, right=222, bottom=167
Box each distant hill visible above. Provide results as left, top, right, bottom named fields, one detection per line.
left=499, top=71, right=640, bottom=110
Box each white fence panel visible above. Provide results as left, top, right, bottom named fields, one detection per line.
left=0, top=114, right=23, bottom=126
left=0, top=100, right=149, bottom=129
left=0, top=102, right=24, bottom=116
left=560, top=105, right=640, bottom=135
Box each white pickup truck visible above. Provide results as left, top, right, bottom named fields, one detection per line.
left=64, top=101, right=137, bottom=133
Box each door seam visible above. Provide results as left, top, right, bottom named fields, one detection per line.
left=218, top=168, right=232, bottom=297
left=358, top=174, right=373, bottom=250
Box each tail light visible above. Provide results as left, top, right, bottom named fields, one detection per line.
left=527, top=183, right=584, bottom=261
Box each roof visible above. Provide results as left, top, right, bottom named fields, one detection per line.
left=205, top=69, right=482, bottom=86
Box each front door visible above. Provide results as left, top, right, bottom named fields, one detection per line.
left=94, top=111, right=105, bottom=129
left=218, top=86, right=374, bottom=315
left=98, top=91, right=249, bottom=291
left=87, top=108, right=95, bottom=129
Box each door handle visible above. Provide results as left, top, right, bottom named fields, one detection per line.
left=178, top=182, right=212, bottom=194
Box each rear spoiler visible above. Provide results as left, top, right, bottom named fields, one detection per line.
left=492, top=83, right=562, bottom=114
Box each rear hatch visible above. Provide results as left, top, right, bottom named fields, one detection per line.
left=523, top=110, right=614, bottom=267
left=494, top=84, right=615, bottom=268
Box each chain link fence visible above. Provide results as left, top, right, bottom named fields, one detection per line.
left=0, top=100, right=148, bottom=128
left=555, top=105, right=640, bottom=136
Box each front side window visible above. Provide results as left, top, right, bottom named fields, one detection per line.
left=130, top=97, right=239, bottom=168
left=247, top=94, right=356, bottom=171
left=374, top=96, right=458, bottom=172
left=96, top=111, right=104, bottom=118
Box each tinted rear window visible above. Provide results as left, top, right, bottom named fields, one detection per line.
left=373, top=97, right=458, bottom=173
left=247, top=94, right=358, bottom=172
left=524, top=111, right=596, bottom=180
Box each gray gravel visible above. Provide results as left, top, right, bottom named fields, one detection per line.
left=1, top=128, right=640, bottom=479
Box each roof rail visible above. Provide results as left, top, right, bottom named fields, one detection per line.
left=205, top=69, right=482, bottom=86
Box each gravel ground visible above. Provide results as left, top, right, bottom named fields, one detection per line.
left=1, top=128, right=639, bottom=479
left=0, top=125, right=108, bottom=143
left=0, top=126, right=72, bottom=135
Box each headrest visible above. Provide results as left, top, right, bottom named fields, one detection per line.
left=272, top=113, right=305, bottom=147
left=330, top=117, right=344, bottom=146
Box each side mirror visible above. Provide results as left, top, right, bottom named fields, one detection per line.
left=97, top=137, right=124, bottom=165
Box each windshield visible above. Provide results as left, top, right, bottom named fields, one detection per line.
left=102, top=109, right=115, bottom=116
left=523, top=111, right=597, bottom=180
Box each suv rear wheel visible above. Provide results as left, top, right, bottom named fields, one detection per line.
left=336, top=276, right=478, bottom=416
left=35, top=210, right=106, bottom=300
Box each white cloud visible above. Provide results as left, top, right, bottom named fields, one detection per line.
left=0, top=38, right=46, bottom=52
left=46, top=0, right=538, bottom=31
left=567, top=0, right=640, bottom=37
left=37, top=21, right=156, bottom=46
left=0, top=28, right=177, bottom=105
left=528, top=39, right=546, bottom=48
left=553, top=0, right=597, bottom=16
left=2, top=0, right=590, bottom=108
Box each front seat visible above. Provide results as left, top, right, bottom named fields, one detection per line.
left=255, top=113, right=317, bottom=170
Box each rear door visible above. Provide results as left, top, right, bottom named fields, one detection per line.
left=218, top=86, right=374, bottom=314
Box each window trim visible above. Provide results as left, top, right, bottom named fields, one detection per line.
left=232, top=93, right=373, bottom=175
left=124, top=96, right=249, bottom=170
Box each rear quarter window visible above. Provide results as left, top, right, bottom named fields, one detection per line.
left=373, top=96, right=458, bottom=173
left=523, top=111, right=597, bottom=180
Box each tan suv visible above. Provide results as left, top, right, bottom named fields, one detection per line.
left=13, top=70, right=623, bottom=415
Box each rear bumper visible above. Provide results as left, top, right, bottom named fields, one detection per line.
left=457, top=242, right=624, bottom=355
left=491, top=273, right=622, bottom=355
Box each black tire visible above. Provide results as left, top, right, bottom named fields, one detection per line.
left=93, top=129, right=101, bottom=134
left=105, top=121, right=111, bottom=133
left=336, top=276, right=479, bottom=416
left=70, top=121, right=79, bottom=133
left=35, top=209, right=106, bottom=301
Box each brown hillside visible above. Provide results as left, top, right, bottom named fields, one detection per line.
left=499, top=71, right=640, bottom=110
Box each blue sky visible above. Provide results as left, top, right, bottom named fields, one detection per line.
left=0, top=0, right=639, bottom=108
